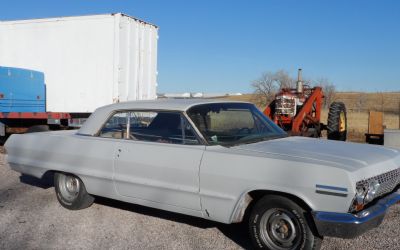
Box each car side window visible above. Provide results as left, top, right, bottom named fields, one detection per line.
left=99, top=112, right=128, bottom=139
left=128, top=111, right=200, bottom=145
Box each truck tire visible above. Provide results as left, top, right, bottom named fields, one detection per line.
left=249, top=195, right=322, bottom=250
left=327, top=102, right=347, bottom=141
left=26, top=125, right=49, bottom=133
left=54, top=172, right=94, bottom=210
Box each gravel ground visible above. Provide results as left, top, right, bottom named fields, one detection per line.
left=1, top=152, right=400, bottom=250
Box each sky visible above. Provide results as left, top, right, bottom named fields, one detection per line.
left=1, top=0, right=399, bottom=93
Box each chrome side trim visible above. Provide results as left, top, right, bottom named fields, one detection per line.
left=315, top=184, right=348, bottom=197
left=315, top=184, right=348, bottom=192
left=315, top=190, right=348, bottom=197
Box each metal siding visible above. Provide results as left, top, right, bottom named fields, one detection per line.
left=138, top=23, right=145, bottom=101
left=117, top=16, right=130, bottom=102
left=114, top=15, right=159, bottom=104
left=128, top=20, right=139, bottom=101
left=0, top=14, right=158, bottom=113
left=112, top=14, right=121, bottom=104
left=150, top=26, right=158, bottom=99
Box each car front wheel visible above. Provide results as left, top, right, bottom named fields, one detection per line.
left=249, top=195, right=322, bottom=250
left=54, top=172, right=94, bottom=210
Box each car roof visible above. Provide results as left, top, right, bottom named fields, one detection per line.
left=78, top=99, right=251, bottom=135
left=97, top=98, right=248, bottom=111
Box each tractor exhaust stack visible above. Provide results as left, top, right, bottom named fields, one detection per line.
left=296, top=68, right=303, bottom=93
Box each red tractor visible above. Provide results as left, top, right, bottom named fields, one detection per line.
left=263, top=69, right=347, bottom=141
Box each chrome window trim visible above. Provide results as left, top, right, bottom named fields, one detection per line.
left=182, top=111, right=209, bottom=146
left=95, top=109, right=206, bottom=145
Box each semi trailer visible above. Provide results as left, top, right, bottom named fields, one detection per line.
left=0, top=13, right=158, bottom=141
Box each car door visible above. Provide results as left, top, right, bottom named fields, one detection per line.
left=113, top=110, right=205, bottom=211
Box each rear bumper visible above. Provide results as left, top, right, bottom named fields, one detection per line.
left=313, top=189, right=400, bottom=238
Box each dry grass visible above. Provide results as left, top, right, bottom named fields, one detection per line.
left=321, top=110, right=400, bottom=142
left=334, top=92, right=400, bottom=114
left=221, top=92, right=400, bottom=142
left=223, top=94, right=257, bottom=102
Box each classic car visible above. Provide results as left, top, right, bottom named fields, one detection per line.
left=5, top=99, right=400, bottom=250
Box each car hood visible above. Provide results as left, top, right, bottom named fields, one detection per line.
left=234, top=136, right=400, bottom=172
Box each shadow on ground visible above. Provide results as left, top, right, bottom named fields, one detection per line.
left=19, top=174, right=253, bottom=249
left=19, top=172, right=54, bottom=189
left=96, top=197, right=252, bottom=249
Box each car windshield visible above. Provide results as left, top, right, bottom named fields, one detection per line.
left=187, top=103, right=287, bottom=146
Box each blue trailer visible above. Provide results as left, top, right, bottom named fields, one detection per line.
left=0, top=66, right=77, bottom=141
left=0, top=66, right=46, bottom=112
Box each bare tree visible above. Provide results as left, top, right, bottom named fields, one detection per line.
left=274, top=70, right=295, bottom=89
left=251, top=72, right=278, bottom=107
left=314, top=77, right=336, bottom=108
left=251, top=70, right=296, bottom=106
left=251, top=70, right=337, bottom=109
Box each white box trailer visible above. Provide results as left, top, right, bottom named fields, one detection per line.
left=0, top=13, right=158, bottom=113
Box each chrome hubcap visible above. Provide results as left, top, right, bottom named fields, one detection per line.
left=66, top=176, right=79, bottom=193
left=260, top=209, right=301, bottom=250
left=58, top=175, right=80, bottom=201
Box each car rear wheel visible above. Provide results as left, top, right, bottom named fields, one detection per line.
left=248, top=195, right=322, bottom=250
left=54, top=172, right=94, bottom=210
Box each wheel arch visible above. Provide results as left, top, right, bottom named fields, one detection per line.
left=42, top=170, right=86, bottom=186
left=230, top=189, right=314, bottom=224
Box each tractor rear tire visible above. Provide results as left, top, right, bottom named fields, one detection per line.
left=327, top=102, right=347, bottom=141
